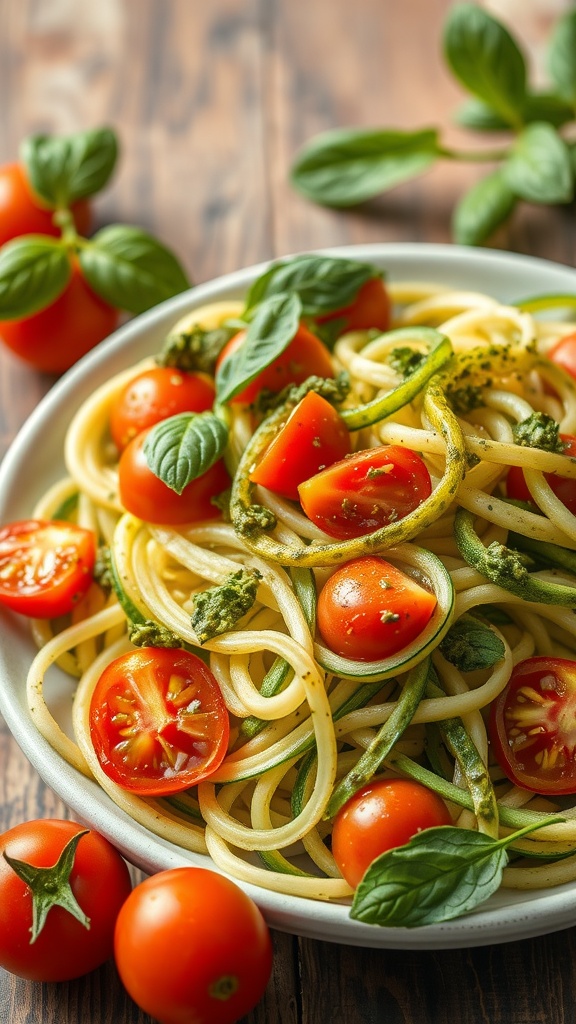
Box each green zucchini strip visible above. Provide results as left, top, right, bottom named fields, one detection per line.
left=513, top=294, right=576, bottom=315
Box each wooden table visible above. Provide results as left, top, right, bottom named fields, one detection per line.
left=1, top=1, right=575, bottom=1021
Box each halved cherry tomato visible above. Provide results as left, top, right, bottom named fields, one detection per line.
left=548, top=333, right=576, bottom=380
left=110, top=367, right=216, bottom=451
left=118, top=426, right=230, bottom=524
left=332, top=779, right=452, bottom=888
left=490, top=656, right=576, bottom=795
left=216, top=321, right=334, bottom=404
left=298, top=445, right=432, bottom=539
left=89, top=647, right=230, bottom=796
left=0, top=162, right=91, bottom=247
left=0, top=519, right=96, bottom=618
left=314, top=275, right=391, bottom=337
left=316, top=555, right=437, bottom=661
left=506, top=434, right=576, bottom=515
left=249, top=390, right=351, bottom=500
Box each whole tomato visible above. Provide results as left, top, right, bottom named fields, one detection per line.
left=0, top=162, right=91, bottom=246
left=114, top=867, right=273, bottom=1024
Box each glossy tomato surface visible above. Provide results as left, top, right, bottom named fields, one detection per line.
left=506, top=434, right=576, bottom=515
left=0, top=819, right=132, bottom=981
left=249, top=390, right=351, bottom=500
left=316, top=555, right=437, bottom=661
left=490, top=656, right=576, bottom=794
left=548, top=333, right=576, bottom=380
left=110, top=366, right=216, bottom=451
left=0, top=519, right=96, bottom=618
left=332, top=779, right=452, bottom=888
left=0, top=162, right=91, bottom=246
left=89, top=648, right=230, bottom=795
left=298, top=444, right=432, bottom=539
left=314, top=275, right=391, bottom=336
left=217, top=322, right=334, bottom=404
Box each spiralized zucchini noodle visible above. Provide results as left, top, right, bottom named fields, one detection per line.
left=24, top=263, right=576, bottom=913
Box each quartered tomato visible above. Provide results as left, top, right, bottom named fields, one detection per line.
left=548, top=333, right=576, bottom=380
left=110, top=367, right=216, bottom=451
left=0, top=519, right=96, bottom=618
left=249, top=390, right=351, bottom=500
left=298, top=444, right=432, bottom=539
left=89, top=648, right=230, bottom=796
left=506, top=434, right=576, bottom=515
left=316, top=555, right=437, bottom=661
left=490, top=657, right=576, bottom=795
left=313, top=275, right=391, bottom=337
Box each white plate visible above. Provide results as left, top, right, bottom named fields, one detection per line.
left=2, top=242, right=576, bottom=950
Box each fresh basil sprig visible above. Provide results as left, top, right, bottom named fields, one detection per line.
left=290, top=4, right=576, bottom=245
left=143, top=412, right=229, bottom=494
left=21, top=127, right=118, bottom=208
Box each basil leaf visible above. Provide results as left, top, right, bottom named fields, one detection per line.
left=0, top=237, right=71, bottom=318
left=452, top=169, right=516, bottom=245
left=547, top=9, right=576, bottom=105
left=291, top=127, right=440, bottom=207
left=143, top=412, right=229, bottom=494
left=79, top=226, right=190, bottom=314
left=215, top=292, right=302, bottom=403
left=438, top=614, right=505, bottom=672
left=21, top=127, right=118, bottom=208
left=504, top=122, right=574, bottom=204
left=443, top=3, right=527, bottom=127
left=455, top=92, right=575, bottom=132
left=245, top=254, right=380, bottom=317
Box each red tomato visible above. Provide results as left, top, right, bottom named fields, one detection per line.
left=332, top=779, right=452, bottom=888
left=0, top=261, right=120, bottom=373
left=298, top=444, right=432, bottom=539
left=114, top=867, right=272, bottom=1024
left=118, top=426, right=230, bottom=524
left=0, top=162, right=91, bottom=247
left=548, top=333, right=576, bottom=380
left=314, top=275, right=391, bottom=336
left=249, top=390, right=351, bottom=500
left=0, top=519, right=96, bottom=618
left=506, top=434, right=576, bottom=515
left=216, top=321, right=334, bottom=404
left=490, top=656, right=576, bottom=795
left=0, top=819, right=132, bottom=981
left=316, top=555, right=437, bottom=661
left=89, top=647, right=230, bottom=795
left=110, top=366, right=216, bottom=451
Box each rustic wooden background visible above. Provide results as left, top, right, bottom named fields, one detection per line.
left=1, top=1, right=575, bottom=1021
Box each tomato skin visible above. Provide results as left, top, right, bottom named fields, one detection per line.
left=316, top=555, right=437, bottom=662
left=114, top=867, right=273, bottom=1024
left=89, top=648, right=230, bottom=795
left=110, top=367, right=216, bottom=451
left=490, top=656, right=576, bottom=795
left=314, top=275, right=391, bottom=336
left=0, top=519, right=96, bottom=618
left=118, top=426, right=230, bottom=524
left=0, top=819, right=132, bottom=982
left=332, top=779, right=452, bottom=889
left=249, top=390, right=351, bottom=500
left=506, top=434, right=576, bottom=515
left=217, top=321, right=334, bottom=404
left=298, top=444, right=432, bottom=540
left=548, top=333, right=576, bottom=380
left=0, top=162, right=91, bottom=246
left=0, top=261, right=120, bottom=373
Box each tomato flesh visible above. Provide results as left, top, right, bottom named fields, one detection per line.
left=0, top=519, right=96, bottom=618
left=89, top=648, right=230, bottom=795
left=298, top=444, right=432, bottom=539
left=249, top=390, right=351, bottom=500
left=316, top=555, right=437, bottom=661
left=490, top=656, right=576, bottom=794
left=314, top=275, right=391, bottom=336
left=506, top=434, right=576, bottom=515
left=110, top=367, right=216, bottom=451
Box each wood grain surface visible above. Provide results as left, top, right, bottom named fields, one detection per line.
left=1, top=1, right=575, bottom=1021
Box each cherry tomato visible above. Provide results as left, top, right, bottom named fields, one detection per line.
left=118, top=426, right=230, bottom=524
left=249, top=390, right=351, bottom=500
left=506, top=434, right=576, bottom=515
left=490, top=656, right=576, bottom=795
left=316, top=555, right=437, bottom=661
left=89, top=647, right=230, bottom=795
left=298, top=444, right=432, bottom=539
left=110, top=366, right=216, bottom=451
left=0, top=162, right=91, bottom=247
left=216, top=321, right=334, bottom=404
left=548, top=333, right=576, bottom=380
left=0, top=819, right=132, bottom=981
left=332, top=779, right=452, bottom=888
left=0, top=261, right=120, bottom=373
left=0, top=519, right=96, bottom=618
left=314, top=275, right=391, bottom=337
left=114, top=867, right=272, bottom=1024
